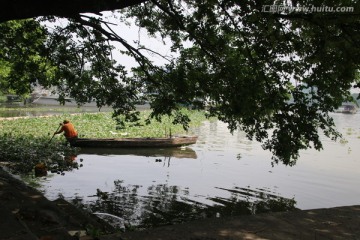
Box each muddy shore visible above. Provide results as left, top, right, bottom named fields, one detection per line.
left=1, top=167, right=359, bottom=240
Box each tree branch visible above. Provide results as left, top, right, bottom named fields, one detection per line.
left=150, top=0, right=220, bottom=64
left=71, top=14, right=162, bottom=87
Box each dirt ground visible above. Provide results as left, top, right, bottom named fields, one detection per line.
left=122, top=206, right=360, bottom=240
left=1, top=167, right=360, bottom=240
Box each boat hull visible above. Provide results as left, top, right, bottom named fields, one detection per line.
left=70, top=136, right=198, bottom=148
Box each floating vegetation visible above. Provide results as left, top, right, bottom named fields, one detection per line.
left=339, top=138, right=349, bottom=144
left=346, top=128, right=353, bottom=135
left=0, top=133, right=79, bottom=175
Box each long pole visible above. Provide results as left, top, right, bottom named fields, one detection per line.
left=49, top=124, right=61, bottom=143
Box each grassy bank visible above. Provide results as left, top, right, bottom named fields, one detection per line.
left=0, top=109, right=207, bottom=175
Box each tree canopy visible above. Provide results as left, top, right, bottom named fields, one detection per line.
left=1, top=0, right=360, bottom=165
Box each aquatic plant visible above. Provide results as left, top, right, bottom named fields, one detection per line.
left=0, top=133, right=79, bottom=175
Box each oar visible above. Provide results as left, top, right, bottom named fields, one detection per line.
left=49, top=124, right=61, bottom=143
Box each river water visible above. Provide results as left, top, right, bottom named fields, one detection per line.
left=38, top=112, right=360, bottom=228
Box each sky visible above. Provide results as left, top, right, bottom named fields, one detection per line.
left=101, top=13, right=175, bottom=72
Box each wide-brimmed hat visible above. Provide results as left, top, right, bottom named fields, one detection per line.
left=63, top=120, right=70, bottom=124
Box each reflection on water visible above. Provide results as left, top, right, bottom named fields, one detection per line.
left=39, top=113, right=360, bottom=229
left=0, top=109, right=58, bottom=118
left=68, top=182, right=296, bottom=229
left=79, top=147, right=197, bottom=159
left=0, top=103, right=111, bottom=118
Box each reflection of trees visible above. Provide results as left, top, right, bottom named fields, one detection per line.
left=141, top=184, right=200, bottom=228
left=86, top=180, right=143, bottom=227
left=209, top=187, right=297, bottom=217
left=75, top=181, right=297, bottom=230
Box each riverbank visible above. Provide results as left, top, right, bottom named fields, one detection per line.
left=1, top=167, right=359, bottom=240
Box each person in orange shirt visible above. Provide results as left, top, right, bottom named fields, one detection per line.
left=54, top=120, right=78, bottom=143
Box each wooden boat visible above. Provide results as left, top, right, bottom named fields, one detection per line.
left=70, top=136, right=198, bottom=148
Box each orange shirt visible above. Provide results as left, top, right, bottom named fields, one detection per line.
left=60, top=122, right=78, bottom=138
